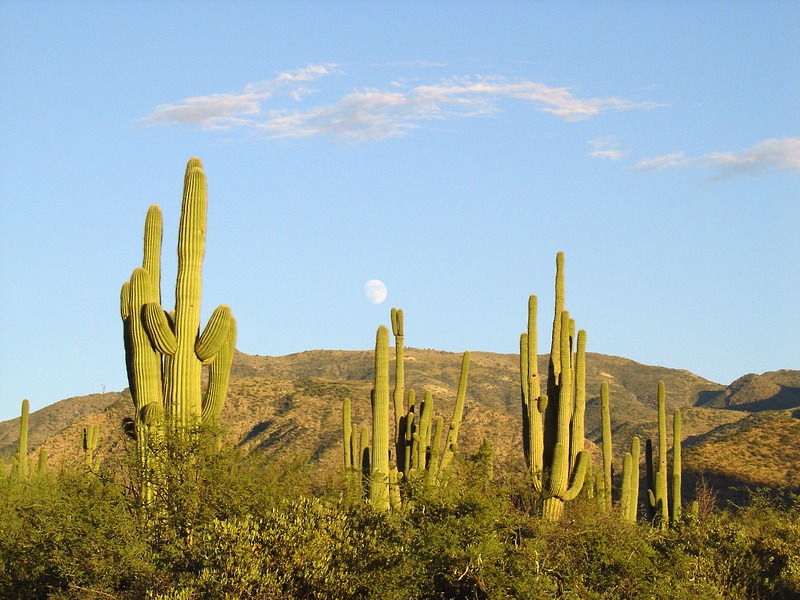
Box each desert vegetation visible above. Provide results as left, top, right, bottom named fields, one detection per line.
left=1, top=158, right=798, bottom=598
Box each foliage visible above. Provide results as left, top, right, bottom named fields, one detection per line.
left=1, top=433, right=798, bottom=599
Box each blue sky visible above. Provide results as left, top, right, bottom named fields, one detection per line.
left=1, top=1, right=798, bottom=421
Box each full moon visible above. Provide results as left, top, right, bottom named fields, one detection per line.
left=364, top=279, right=388, bottom=304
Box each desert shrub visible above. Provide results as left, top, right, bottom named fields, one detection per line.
left=666, top=490, right=800, bottom=599
left=0, top=468, right=153, bottom=599
left=149, top=496, right=414, bottom=599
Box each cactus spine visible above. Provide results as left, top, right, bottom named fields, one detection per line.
left=521, top=253, right=589, bottom=521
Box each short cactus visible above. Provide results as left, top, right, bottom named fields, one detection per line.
left=16, top=399, right=29, bottom=480
left=83, top=424, right=101, bottom=472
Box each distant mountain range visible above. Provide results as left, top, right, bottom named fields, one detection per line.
left=2, top=349, right=798, bottom=505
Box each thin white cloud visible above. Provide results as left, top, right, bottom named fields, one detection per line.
left=588, top=137, right=628, bottom=161
left=635, top=151, right=690, bottom=171
left=140, top=64, right=340, bottom=130
left=636, top=138, right=800, bottom=178
left=141, top=69, right=664, bottom=142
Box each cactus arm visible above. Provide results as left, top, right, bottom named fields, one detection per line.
left=403, top=390, right=416, bottom=474
left=671, top=409, right=682, bottom=524
left=628, top=436, right=641, bottom=521
left=425, top=416, right=444, bottom=488
left=645, top=438, right=656, bottom=521
left=562, top=449, right=589, bottom=502
left=142, top=205, right=163, bottom=304
left=342, top=398, right=352, bottom=470
left=549, top=252, right=565, bottom=388
left=570, top=329, right=586, bottom=469
left=127, top=269, right=165, bottom=413
left=555, top=311, right=573, bottom=451
left=36, top=448, right=48, bottom=476
left=195, top=305, right=234, bottom=363
left=620, top=452, right=633, bottom=518
left=438, top=351, right=470, bottom=475
left=142, top=302, right=177, bottom=355
left=520, top=332, right=531, bottom=467
left=391, top=307, right=405, bottom=448
left=657, top=380, right=669, bottom=525
left=600, top=381, right=613, bottom=512
left=201, top=315, right=236, bottom=426
left=83, top=425, right=101, bottom=472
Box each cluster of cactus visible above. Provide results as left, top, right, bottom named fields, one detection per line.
left=594, top=382, right=640, bottom=521
left=120, top=158, right=237, bottom=502
left=646, top=380, right=682, bottom=529
left=520, top=252, right=590, bottom=521
left=342, top=308, right=471, bottom=511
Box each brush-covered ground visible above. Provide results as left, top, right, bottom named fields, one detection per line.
left=2, top=350, right=799, bottom=598
left=1, top=436, right=799, bottom=599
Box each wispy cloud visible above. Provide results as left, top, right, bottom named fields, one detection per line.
left=141, top=66, right=664, bottom=142
left=635, top=137, right=800, bottom=178
left=140, top=64, right=340, bottom=130
left=588, top=136, right=628, bottom=160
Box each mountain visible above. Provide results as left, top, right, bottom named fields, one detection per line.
left=2, top=348, right=797, bottom=504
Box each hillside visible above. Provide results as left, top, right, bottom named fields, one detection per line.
left=2, top=348, right=797, bottom=503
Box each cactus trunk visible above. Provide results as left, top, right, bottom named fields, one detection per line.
left=370, top=325, right=391, bottom=511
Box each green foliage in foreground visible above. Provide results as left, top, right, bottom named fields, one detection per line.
left=1, top=440, right=799, bottom=599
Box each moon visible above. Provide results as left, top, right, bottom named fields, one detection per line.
left=364, top=279, right=388, bottom=304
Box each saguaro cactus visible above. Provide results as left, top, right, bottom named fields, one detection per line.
left=83, top=424, right=101, bottom=472
left=671, top=409, right=682, bottom=524
left=521, top=253, right=589, bottom=521
left=370, top=325, right=391, bottom=511
left=121, top=158, right=237, bottom=437
left=16, top=399, right=29, bottom=480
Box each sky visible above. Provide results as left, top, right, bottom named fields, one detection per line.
left=0, top=1, right=798, bottom=422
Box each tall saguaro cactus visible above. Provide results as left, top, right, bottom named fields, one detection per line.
left=521, top=253, right=589, bottom=521
left=121, top=158, right=237, bottom=438
left=370, top=325, right=391, bottom=511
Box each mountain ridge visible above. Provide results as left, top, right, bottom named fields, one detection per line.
left=2, top=348, right=797, bottom=504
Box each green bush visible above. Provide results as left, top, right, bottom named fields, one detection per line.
left=1, top=437, right=798, bottom=599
